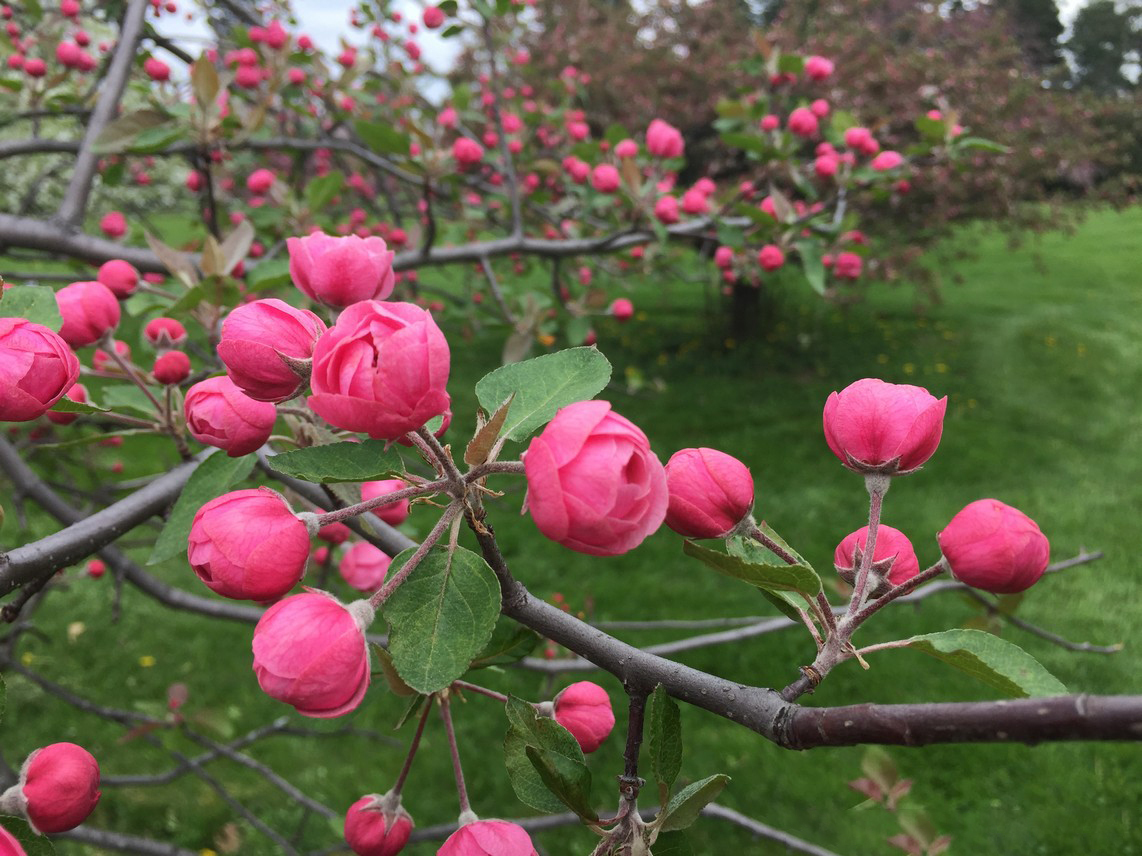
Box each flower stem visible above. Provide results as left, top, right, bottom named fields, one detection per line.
left=313, top=479, right=448, bottom=526
left=439, top=694, right=470, bottom=815
left=844, top=474, right=890, bottom=620
left=452, top=680, right=509, bottom=703
left=391, top=698, right=433, bottom=797
left=368, top=502, right=462, bottom=608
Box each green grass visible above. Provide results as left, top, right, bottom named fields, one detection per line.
left=3, top=206, right=1141, bottom=854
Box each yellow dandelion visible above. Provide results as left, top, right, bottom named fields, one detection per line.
left=139, top=655, right=156, bottom=668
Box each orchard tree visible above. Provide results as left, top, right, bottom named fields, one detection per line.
left=1066, top=0, right=1141, bottom=93
left=0, top=1, right=1140, bottom=855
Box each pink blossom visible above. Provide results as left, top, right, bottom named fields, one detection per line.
left=614, top=138, right=638, bottom=158
left=553, top=682, right=615, bottom=753
left=452, top=137, right=484, bottom=168
left=287, top=232, right=396, bottom=307
left=153, top=350, right=190, bottom=384
left=338, top=542, right=391, bottom=592
left=523, top=400, right=667, bottom=556
left=55, top=280, right=120, bottom=348
left=252, top=592, right=373, bottom=717
left=96, top=259, right=139, bottom=298
left=654, top=195, right=679, bottom=224
left=361, top=479, right=411, bottom=526
left=834, top=524, right=920, bottom=587
left=757, top=244, right=785, bottom=272
left=787, top=107, right=818, bottom=138
left=99, top=211, right=127, bottom=239
left=822, top=378, right=946, bottom=475
left=308, top=301, right=451, bottom=441
left=645, top=118, right=684, bottom=158
left=188, top=488, right=309, bottom=600
left=834, top=251, right=863, bottom=280
left=217, top=298, right=326, bottom=402
left=664, top=448, right=754, bottom=539
left=0, top=319, right=79, bottom=422
left=143, top=56, right=169, bottom=81
left=591, top=164, right=620, bottom=193
left=804, top=55, right=834, bottom=80
left=344, top=795, right=413, bottom=855
left=871, top=151, right=904, bottom=171
left=18, top=743, right=101, bottom=834
left=144, top=316, right=187, bottom=348
left=438, top=820, right=537, bottom=856
left=184, top=375, right=277, bottom=456
left=939, top=500, right=1049, bottom=593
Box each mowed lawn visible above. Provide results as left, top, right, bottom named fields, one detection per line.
left=2, top=206, right=1140, bottom=855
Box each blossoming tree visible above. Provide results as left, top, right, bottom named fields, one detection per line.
left=0, top=1, right=1140, bottom=855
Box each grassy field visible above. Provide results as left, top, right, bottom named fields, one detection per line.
left=3, top=205, right=1141, bottom=855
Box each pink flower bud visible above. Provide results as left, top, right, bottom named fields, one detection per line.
left=822, top=378, right=946, bottom=475
left=614, top=138, right=638, bottom=158
left=287, top=232, right=396, bottom=308
left=247, top=168, right=276, bottom=194
left=0, top=822, right=25, bottom=854
left=361, top=479, right=411, bottom=526
left=787, top=107, right=819, bottom=138
left=308, top=301, right=451, bottom=441
left=96, top=259, right=139, bottom=298
left=452, top=137, right=485, bottom=168
left=810, top=98, right=830, bottom=118
left=654, top=195, right=679, bottom=224
left=144, top=316, right=187, bottom=348
left=834, top=524, right=919, bottom=590
left=153, top=350, right=190, bottom=385
left=184, top=375, right=277, bottom=456
left=45, top=382, right=86, bottom=426
left=553, top=681, right=615, bottom=753
left=252, top=592, right=373, bottom=717
left=344, top=794, right=413, bottom=855
left=234, top=64, right=261, bottom=88
left=714, top=246, right=734, bottom=269
left=339, top=542, right=391, bottom=592
left=143, top=56, right=170, bottom=81
left=591, top=163, right=620, bottom=193
left=423, top=5, right=445, bottom=28
left=188, top=487, right=309, bottom=600
left=317, top=520, right=352, bottom=544
left=24, top=57, right=46, bottom=77
left=804, top=55, right=834, bottom=80
left=438, top=820, right=538, bottom=856
left=217, top=298, right=326, bottom=402
left=0, top=319, right=80, bottom=422
left=87, top=559, right=106, bottom=578
left=610, top=298, right=634, bottom=322
left=757, top=244, right=785, bottom=272
left=760, top=114, right=780, bottom=131
left=833, top=251, right=863, bottom=280
left=523, top=400, right=667, bottom=556
left=843, top=126, right=873, bottom=151
left=871, top=151, right=904, bottom=171
left=99, top=211, right=127, bottom=239
left=19, top=743, right=101, bottom=834
left=664, top=448, right=754, bottom=539
left=938, top=499, right=1049, bottom=594
left=54, top=281, right=120, bottom=349
left=645, top=118, right=684, bottom=158
left=815, top=154, right=838, bottom=179
left=680, top=188, right=709, bottom=215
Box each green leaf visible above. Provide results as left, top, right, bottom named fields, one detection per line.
left=394, top=693, right=426, bottom=730
left=355, top=119, right=410, bottom=156
left=914, top=115, right=947, bottom=141
left=102, top=385, right=158, bottom=416
left=647, top=685, right=682, bottom=791
left=369, top=643, right=417, bottom=696
left=166, top=284, right=205, bottom=315
left=246, top=258, right=293, bottom=292
left=795, top=241, right=826, bottom=296
left=861, top=747, right=899, bottom=790
left=0, top=815, right=57, bottom=855
left=305, top=170, right=345, bottom=212
left=953, top=136, right=1010, bottom=154
left=474, top=346, right=612, bottom=442
left=525, top=745, right=598, bottom=820
left=91, top=108, right=171, bottom=154
left=127, top=124, right=185, bottom=154
left=50, top=398, right=110, bottom=414
left=683, top=540, right=821, bottom=598
left=653, top=831, right=695, bottom=855
left=382, top=546, right=501, bottom=694
left=148, top=451, right=255, bottom=565
left=659, top=774, right=730, bottom=832
left=776, top=54, right=804, bottom=74
left=264, top=440, right=404, bottom=484
left=504, top=696, right=595, bottom=817
left=1, top=285, right=62, bottom=330
left=829, top=109, right=857, bottom=134
left=902, top=629, right=1067, bottom=698
left=468, top=616, right=540, bottom=669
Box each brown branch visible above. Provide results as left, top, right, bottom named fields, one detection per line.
left=56, top=0, right=150, bottom=226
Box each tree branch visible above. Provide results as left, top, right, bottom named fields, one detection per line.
left=55, top=0, right=150, bottom=226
